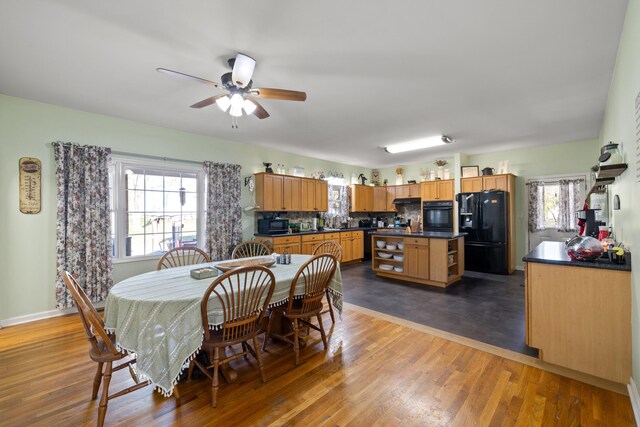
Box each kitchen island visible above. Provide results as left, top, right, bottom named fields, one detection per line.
left=370, top=230, right=466, bottom=287
left=524, top=241, right=631, bottom=384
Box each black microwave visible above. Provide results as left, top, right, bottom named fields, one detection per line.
left=257, top=218, right=290, bottom=235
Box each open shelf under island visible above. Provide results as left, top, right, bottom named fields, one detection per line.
left=370, top=230, right=466, bottom=287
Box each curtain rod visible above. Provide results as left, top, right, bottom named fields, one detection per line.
left=111, top=151, right=205, bottom=166
left=49, top=143, right=205, bottom=166
left=525, top=178, right=585, bottom=185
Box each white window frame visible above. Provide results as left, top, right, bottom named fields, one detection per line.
left=524, top=172, right=587, bottom=252
left=110, top=154, right=206, bottom=263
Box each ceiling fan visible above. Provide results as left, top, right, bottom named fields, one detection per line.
left=157, top=53, right=307, bottom=128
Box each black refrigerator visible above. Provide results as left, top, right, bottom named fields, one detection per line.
left=457, top=190, right=509, bottom=274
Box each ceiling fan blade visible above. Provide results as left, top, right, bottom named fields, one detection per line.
left=156, top=68, right=225, bottom=90
left=190, top=94, right=226, bottom=109
left=246, top=97, right=270, bottom=119
left=231, top=53, right=256, bottom=89
left=251, top=88, right=307, bottom=101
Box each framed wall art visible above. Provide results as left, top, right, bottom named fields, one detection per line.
left=19, top=157, right=41, bottom=214
left=461, top=165, right=479, bottom=178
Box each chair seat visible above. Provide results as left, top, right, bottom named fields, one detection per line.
left=89, top=337, right=126, bottom=363
left=271, top=299, right=323, bottom=318
left=200, top=328, right=261, bottom=349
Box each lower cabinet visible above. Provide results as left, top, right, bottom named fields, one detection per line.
left=256, top=230, right=364, bottom=262
left=525, top=262, right=631, bottom=383
left=404, top=238, right=429, bottom=280
left=300, top=233, right=325, bottom=255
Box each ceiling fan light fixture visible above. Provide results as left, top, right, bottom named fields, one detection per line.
left=243, top=99, right=257, bottom=115
left=229, top=105, right=243, bottom=117
left=216, top=95, right=231, bottom=112
left=232, top=53, right=256, bottom=88
left=385, top=135, right=450, bottom=154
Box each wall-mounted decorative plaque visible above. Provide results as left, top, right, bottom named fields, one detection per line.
left=19, top=157, right=41, bottom=214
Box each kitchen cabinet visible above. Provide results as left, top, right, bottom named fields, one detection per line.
left=300, top=233, right=325, bottom=255
left=255, top=173, right=301, bottom=212
left=256, top=235, right=301, bottom=254
left=421, top=179, right=454, bottom=201
left=372, top=186, right=387, bottom=212
left=301, top=178, right=328, bottom=212
left=525, top=248, right=631, bottom=383
left=460, top=177, right=483, bottom=192
left=350, top=185, right=373, bottom=212
left=371, top=233, right=464, bottom=287
left=340, top=230, right=364, bottom=262
left=404, top=237, right=429, bottom=280
left=385, top=186, right=397, bottom=212
left=460, top=174, right=513, bottom=193
left=255, top=173, right=327, bottom=212
left=395, top=184, right=420, bottom=198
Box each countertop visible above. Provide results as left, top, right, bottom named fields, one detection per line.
left=369, top=230, right=467, bottom=239
left=254, top=226, right=376, bottom=238
left=523, top=241, right=631, bottom=271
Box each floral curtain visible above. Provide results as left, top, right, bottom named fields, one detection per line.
left=558, top=178, right=584, bottom=232
left=53, top=142, right=112, bottom=309
left=204, top=161, right=242, bottom=260
left=526, top=181, right=545, bottom=232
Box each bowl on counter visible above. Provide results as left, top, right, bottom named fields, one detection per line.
left=386, top=244, right=397, bottom=250
left=393, top=255, right=404, bottom=261
left=394, top=266, right=404, bottom=273
left=376, top=241, right=386, bottom=248
left=379, top=264, right=393, bottom=271
left=397, top=243, right=404, bottom=250
left=378, top=252, right=393, bottom=259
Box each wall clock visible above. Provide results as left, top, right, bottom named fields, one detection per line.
left=371, top=169, right=380, bottom=185
left=245, top=176, right=255, bottom=192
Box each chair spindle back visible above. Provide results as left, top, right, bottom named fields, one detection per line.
left=288, top=254, right=337, bottom=315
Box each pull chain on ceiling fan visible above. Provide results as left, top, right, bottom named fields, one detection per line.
left=157, top=53, right=306, bottom=128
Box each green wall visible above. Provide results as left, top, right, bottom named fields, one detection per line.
left=466, top=139, right=600, bottom=269
left=599, top=0, right=639, bottom=392
left=0, top=94, right=368, bottom=321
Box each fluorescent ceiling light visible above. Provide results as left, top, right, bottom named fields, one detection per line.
left=385, top=135, right=452, bottom=154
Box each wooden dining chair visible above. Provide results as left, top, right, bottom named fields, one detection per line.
left=156, top=246, right=211, bottom=270
left=231, top=240, right=271, bottom=259
left=62, top=271, right=149, bottom=427
left=187, top=266, right=276, bottom=408
left=262, top=254, right=337, bottom=365
left=313, top=241, right=342, bottom=324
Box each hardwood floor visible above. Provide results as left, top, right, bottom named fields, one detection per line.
left=0, top=308, right=634, bottom=426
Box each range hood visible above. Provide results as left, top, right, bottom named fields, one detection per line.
left=393, top=197, right=421, bottom=205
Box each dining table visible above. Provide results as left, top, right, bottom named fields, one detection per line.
left=103, top=254, right=343, bottom=397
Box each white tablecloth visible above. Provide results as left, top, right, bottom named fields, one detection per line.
left=103, top=254, right=342, bottom=396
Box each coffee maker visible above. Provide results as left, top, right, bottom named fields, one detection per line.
left=577, top=209, right=602, bottom=238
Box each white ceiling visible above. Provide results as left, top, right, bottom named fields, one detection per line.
left=0, top=1, right=628, bottom=167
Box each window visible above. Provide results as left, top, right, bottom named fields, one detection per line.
left=527, top=175, right=585, bottom=233
left=110, top=155, right=205, bottom=260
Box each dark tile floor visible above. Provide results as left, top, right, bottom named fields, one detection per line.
left=340, top=262, right=539, bottom=357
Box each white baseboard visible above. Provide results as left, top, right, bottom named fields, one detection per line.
left=515, top=265, right=525, bottom=271
left=0, top=301, right=105, bottom=328
left=628, top=377, right=640, bottom=426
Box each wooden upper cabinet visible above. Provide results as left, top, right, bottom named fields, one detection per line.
left=386, top=186, right=397, bottom=212
left=255, top=173, right=326, bottom=212
left=300, top=178, right=328, bottom=212
left=461, top=177, right=483, bottom=193
left=482, top=175, right=508, bottom=191
left=460, top=174, right=514, bottom=193
left=315, top=180, right=328, bottom=212
left=283, top=176, right=301, bottom=211
left=350, top=185, right=373, bottom=212
left=255, top=173, right=283, bottom=211
left=421, top=179, right=454, bottom=201
left=372, top=186, right=387, bottom=212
